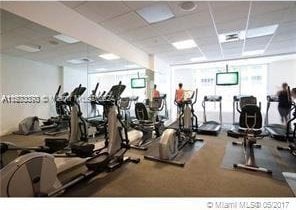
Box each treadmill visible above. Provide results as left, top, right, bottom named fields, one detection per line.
left=264, top=95, right=290, bottom=141
left=197, top=95, right=222, bottom=135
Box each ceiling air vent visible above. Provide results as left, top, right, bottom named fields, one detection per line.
left=67, top=58, right=94, bottom=64
left=81, top=58, right=91, bottom=62
left=225, top=33, right=239, bottom=41
left=218, top=31, right=245, bottom=43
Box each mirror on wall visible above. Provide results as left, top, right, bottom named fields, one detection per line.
left=0, top=9, right=149, bottom=129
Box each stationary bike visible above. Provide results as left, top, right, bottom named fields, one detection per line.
left=144, top=89, right=203, bottom=167
left=231, top=103, right=272, bottom=174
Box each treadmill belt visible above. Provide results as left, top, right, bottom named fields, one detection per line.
left=276, top=150, right=296, bottom=173
left=198, top=122, right=221, bottom=136
left=221, top=142, right=285, bottom=181
left=265, top=126, right=287, bottom=141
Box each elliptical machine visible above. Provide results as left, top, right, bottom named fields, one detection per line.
left=0, top=83, right=141, bottom=197
left=144, top=89, right=203, bottom=167
left=119, top=96, right=139, bottom=128
left=14, top=85, right=70, bottom=136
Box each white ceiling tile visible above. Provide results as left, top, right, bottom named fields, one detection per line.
left=61, top=1, right=85, bottom=9
left=120, top=26, right=159, bottom=41
left=158, top=48, right=201, bottom=57
left=151, top=17, right=185, bottom=34
left=272, top=33, right=296, bottom=43
left=221, top=41, right=244, bottom=50
left=216, top=18, right=247, bottom=34
left=276, top=21, right=296, bottom=34
left=248, top=9, right=284, bottom=28
left=210, top=1, right=249, bottom=9
left=210, top=1, right=250, bottom=24
left=244, top=44, right=267, bottom=52
left=189, top=26, right=217, bottom=40
left=142, top=44, right=176, bottom=54
left=152, top=11, right=211, bottom=35
left=251, top=1, right=293, bottom=16
left=100, top=12, right=148, bottom=34
left=244, top=44, right=266, bottom=52
left=123, top=1, right=158, bottom=10
left=180, top=11, right=212, bottom=28
left=164, top=31, right=192, bottom=43
left=268, top=39, right=296, bottom=51
left=133, top=36, right=168, bottom=49
left=245, top=35, right=272, bottom=47
left=223, top=48, right=242, bottom=56
left=196, top=37, right=219, bottom=47
left=74, top=1, right=131, bottom=23
left=199, top=44, right=221, bottom=53
left=282, top=7, right=296, bottom=23
left=204, top=50, right=223, bottom=59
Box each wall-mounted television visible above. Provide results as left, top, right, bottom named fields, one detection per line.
left=131, top=78, right=146, bottom=88
left=216, top=72, right=239, bottom=86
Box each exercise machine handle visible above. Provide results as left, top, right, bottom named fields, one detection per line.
left=192, top=88, right=198, bottom=106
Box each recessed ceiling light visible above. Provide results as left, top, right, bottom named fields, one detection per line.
left=242, top=50, right=265, bottom=57
left=136, top=4, right=175, bottom=24
left=125, top=64, right=139, bottom=68
left=246, top=24, right=278, bottom=39
left=172, top=39, right=197, bottom=50
left=218, top=31, right=245, bottom=43
left=190, top=56, right=207, bottom=62
left=15, top=45, right=41, bottom=52
left=99, top=53, right=120, bottom=60
left=67, top=58, right=94, bottom=64
left=179, top=1, right=197, bottom=11
left=53, top=34, right=80, bottom=44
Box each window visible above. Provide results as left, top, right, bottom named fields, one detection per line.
left=87, top=69, right=147, bottom=117
left=173, top=64, right=268, bottom=124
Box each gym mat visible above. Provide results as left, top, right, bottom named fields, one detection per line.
left=144, top=140, right=205, bottom=167
left=283, top=172, right=296, bottom=196
left=276, top=150, right=296, bottom=173
left=221, top=141, right=285, bottom=181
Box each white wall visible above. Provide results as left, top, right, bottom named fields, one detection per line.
left=266, top=59, right=296, bottom=124
left=62, top=66, right=88, bottom=116
left=0, top=54, right=62, bottom=135
left=62, top=66, right=88, bottom=93
left=267, top=59, right=296, bottom=94
left=154, top=57, right=173, bottom=122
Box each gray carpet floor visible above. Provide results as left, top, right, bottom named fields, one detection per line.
left=0, top=131, right=295, bottom=197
